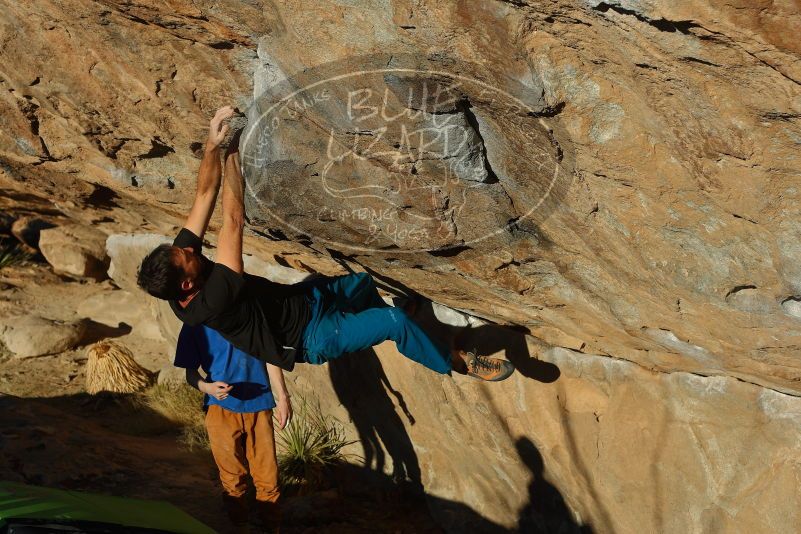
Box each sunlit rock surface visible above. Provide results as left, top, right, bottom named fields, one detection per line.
left=2, top=0, right=801, bottom=531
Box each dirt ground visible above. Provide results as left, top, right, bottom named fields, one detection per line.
left=0, top=388, right=443, bottom=533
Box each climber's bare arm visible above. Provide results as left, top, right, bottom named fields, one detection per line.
left=216, top=132, right=245, bottom=275
left=183, top=106, right=234, bottom=239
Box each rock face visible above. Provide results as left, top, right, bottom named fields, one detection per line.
left=242, top=53, right=567, bottom=254
left=105, top=233, right=182, bottom=345
left=234, top=1, right=801, bottom=398
left=289, top=339, right=801, bottom=533
left=0, top=315, right=86, bottom=358
left=106, top=234, right=173, bottom=291
left=77, top=289, right=164, bottom=341
left=2, top=0, right=801, bottom=532
left=38, top=224, right=109, bottom=279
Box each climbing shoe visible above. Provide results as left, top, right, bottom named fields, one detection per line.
left=461, top=350, right=515, bottom=382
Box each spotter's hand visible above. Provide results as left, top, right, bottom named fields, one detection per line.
left=201, top=380, right=233, bottom=400
left=274, top=396, right=292, bottom=430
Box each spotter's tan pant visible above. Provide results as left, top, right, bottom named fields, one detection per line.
left=204, top=404, right=280, bottom=504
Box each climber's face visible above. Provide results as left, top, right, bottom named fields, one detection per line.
left=173, top=246, right=203, bottom=294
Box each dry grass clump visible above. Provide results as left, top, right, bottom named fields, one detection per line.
left=85, top=340, right=153, bottom=394
left=178, top=419, right=211, bottom=451
left=145, top=382, right=208, bottom=450
left=277, top=395, right=355, bottom=495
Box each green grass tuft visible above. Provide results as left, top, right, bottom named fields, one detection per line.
left=276, top=395, right=355, bottom=495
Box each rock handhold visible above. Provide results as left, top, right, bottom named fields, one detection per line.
left=725, top=286, right=776, bottom=315
left=782, top=297, right=801, bottom=319
left=38, top=224, right=109, bottom=280
left=0, top=315, right=86, bottom=358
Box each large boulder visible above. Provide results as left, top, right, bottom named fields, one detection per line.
left=77, top=289, right=164, bottom=341
left=105, top=233, right=180, bottom=345
left=0, top=315, right=86, bottom=358
left=236, top=0, right=801, bottom=397
left=290, top=332, right=801, bottom=533
left=38, top=224, right=109, bottom=280
left=106, top=233, right=172, bottom=292
left=3, top=0, right=801, bottom=532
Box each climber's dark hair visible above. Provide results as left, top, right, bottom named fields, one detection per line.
left=137, top=244, right=183, bottom=301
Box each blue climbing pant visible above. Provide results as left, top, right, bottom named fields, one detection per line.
left=300, top=272, right=452, bottom=374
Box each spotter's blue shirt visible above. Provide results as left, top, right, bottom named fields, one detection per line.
left=174, top=324, right=275, bottom=413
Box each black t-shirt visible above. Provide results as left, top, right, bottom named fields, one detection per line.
left=169, top=228, right=311, bottom=371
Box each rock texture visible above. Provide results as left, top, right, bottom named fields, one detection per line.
left=77, top=289, right=165, bottom=341
left=2, top=0, right=801, bottom=532
left=10, top=216, right=56, bottom=250
left=0, top=315, right=86, bottom=358
left=235, top=1, right=801, bottom=397
left=38, top=224, right=109, bottom=279
left=106, top=233, right=182, bottom=345
left=289, top=338, right=801, bottom=533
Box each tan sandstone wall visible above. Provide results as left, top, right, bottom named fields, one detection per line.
left=2, top=1, right=801, bottom=532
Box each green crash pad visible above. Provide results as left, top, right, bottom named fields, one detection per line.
left=0, top=481, right=215, bottom=533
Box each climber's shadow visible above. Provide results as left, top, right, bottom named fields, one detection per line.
left=357, top=265, right=560, bottom=382
left=327, top=347, right=422, bottom=491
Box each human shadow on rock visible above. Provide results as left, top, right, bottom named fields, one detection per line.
left=352, top=265, right=560, bottom=383
left=516, top=437, right=593, bottom=534
left=328, top=348, right=422, bottom=492
left=284, top=460, right=510, bottom=533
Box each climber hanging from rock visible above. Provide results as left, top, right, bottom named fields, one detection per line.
left=136, top=106, right=514, bottom=382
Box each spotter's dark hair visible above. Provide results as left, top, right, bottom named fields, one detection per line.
left=137, top=244, right=183, bottom=300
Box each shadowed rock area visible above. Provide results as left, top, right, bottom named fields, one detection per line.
left=1, top=0, right=801, bottom=532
